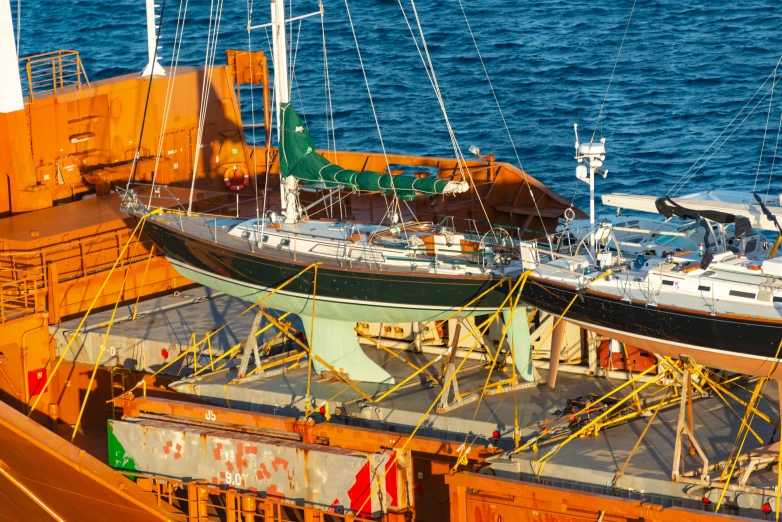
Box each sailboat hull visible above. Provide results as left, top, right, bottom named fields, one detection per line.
left=142, top=219, right=510, bottom=323
left=169, top=257, right=499, bottom=323
left=140, top=216, right=527, bottom=383
left=520, top=276, right=782, bottom=377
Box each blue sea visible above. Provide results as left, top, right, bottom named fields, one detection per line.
left=15, top=0, right=782, bottom=213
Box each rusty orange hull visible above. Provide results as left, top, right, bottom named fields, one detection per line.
left=0, top=397, right=175, bottom=521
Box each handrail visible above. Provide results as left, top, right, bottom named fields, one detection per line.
left=0, top=268, right=46, bottom=323
left=18, top=50, right=90, bottom=102
left=0, top=227, right=156, bottom=305
left=612, top=225, right=687, bottom=237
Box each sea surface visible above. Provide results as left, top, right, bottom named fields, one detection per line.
left=14, top=0, right=782, bottom=213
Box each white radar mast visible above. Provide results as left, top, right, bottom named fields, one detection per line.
left=574, top=124, right=608, bottom=255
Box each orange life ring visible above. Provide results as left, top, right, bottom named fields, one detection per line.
left=223, top=165, right=249, bottom=191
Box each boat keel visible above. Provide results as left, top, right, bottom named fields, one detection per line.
left=300, top=314, right=395, bottom=384
left=503, top=307, right=534, bottom=382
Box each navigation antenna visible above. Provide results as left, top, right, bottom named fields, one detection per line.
left=574, top=123, right=608, bottom=255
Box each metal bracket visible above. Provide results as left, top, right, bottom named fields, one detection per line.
left=437, top=377, right=537, bottom=414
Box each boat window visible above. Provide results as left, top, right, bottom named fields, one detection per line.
left=702, top=271, right=715, bottom=277
left=774, top=296, right=782, bottom=303
left=280, top=238, right=290, bottom=247
left=349, top=248, right=385, bottom=263
left=698, top=285, right=711, bottom=292
left=662, top=280, right=675, bottom=286
left=654, top=234, right=696, bottom=251
left=729, top=290, right=756, bottom=299
left=655, top=235, right=684, bottom=248
left=744, top=238, right=758, bottom=253
left=263, top=235, right=269, bottom=243
left=311, top=244, right=342, bottom=257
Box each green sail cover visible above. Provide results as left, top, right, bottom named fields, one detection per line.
left=279, top=103, right=457, bottom=201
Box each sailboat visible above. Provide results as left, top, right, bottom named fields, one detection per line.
left=120, top=0, right=535, bottom=384
left=517, top=126, right=782, bottom=378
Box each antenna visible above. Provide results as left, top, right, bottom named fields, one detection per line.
left=0, top=0, right=23, bottom=113
left=574, top=123, right=608, bottom=255
left=141, top=0, right=165, bottom=77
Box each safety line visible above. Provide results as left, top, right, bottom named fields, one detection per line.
left=28, top=210, right=161, bottom=416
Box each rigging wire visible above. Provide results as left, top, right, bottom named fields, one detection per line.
left=456, top=0, right=550, bottom=236
left=668, top=59, right=782, bottom=196
left=588, top=0, right=637, bottom=147
left=398, top=1, right=460, bottom=169
left=128, top=0, right=168, bottom=189
left=257, top=25, right=279, bottom=247
left=342, top=0, right=403, bottom=226
left=187, top=0, right=226, bottom=215
left=149, top=0, right=190, bottom=207
left=288, top=0, right=293, bottom=92
left=566, top=0, right=635, bottom=211
left=754, top=61, right=779, bottom=192
left=321, top=7, right=337, bottom=160
left=670, top=73, right=782, bottom=197
left=402, top=0, right=495, bottom=232
left=320, top=4, right=341, bottom=219
left=246, top=0, right=263, bottom=240
left=290, top=20, right=308, bottom=131
left=765, top=99, right=782, bottom=200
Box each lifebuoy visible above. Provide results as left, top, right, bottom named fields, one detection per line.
left=223, top=165, right=249, bottom=191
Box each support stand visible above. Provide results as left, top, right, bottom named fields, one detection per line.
left=233, top=310, right=307, bottom=384
left=437, top=321, right=537, bottom=414
left=672, top=364, right=710, bottom=482
left=237, top=309, right=264, bottom=378
left=547, top=317, right=566, bottom=388
left=438, top=324, right=461, bottom=413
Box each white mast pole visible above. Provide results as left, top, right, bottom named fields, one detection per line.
left=270, top=0, right=292, bottom=217
left=141, top=0, right=165, bottom=77
left=0, top=0, right=23, bottom=113
left=271, top=0, right=290, bottom=136
left=589, top=155, right=595, bottom=254
left=574, top=123, right=606, bottom=257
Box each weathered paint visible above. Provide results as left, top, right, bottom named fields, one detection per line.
left=107, top=420, right=139, bottom=473
left=447, top=472, right=749, bottom=522
left=109, top=418, right=408, bottom=518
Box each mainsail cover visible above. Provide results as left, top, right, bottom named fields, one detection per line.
left=278, top=103, right=467, bottom=200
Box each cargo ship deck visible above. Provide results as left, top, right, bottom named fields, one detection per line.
left=53, top=287, right=781, bottom=518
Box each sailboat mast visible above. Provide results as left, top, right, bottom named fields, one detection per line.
left=271, top=0, right=290, bottom=140
left=270, top=0, right=290, bottom=214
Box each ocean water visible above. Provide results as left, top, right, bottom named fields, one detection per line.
left=14, top=0, right=782, bottom=213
